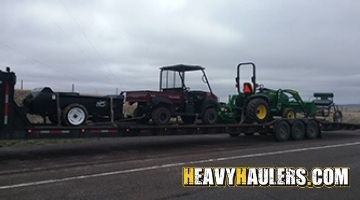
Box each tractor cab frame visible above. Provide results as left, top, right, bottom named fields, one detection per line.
left=159, top=65, right=213, bottom=94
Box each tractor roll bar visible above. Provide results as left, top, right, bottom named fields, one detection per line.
left=236, top=62, right=256, bottom=94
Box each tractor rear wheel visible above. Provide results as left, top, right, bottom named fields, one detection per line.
left=246, top=98, right=270, bottom=123
left=283, top=108, right=297, bottom=119
left=202, top=107, right=217, bottom=124
left=151, top=106, right=171, bottom=125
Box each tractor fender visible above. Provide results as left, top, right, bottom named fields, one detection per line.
left=247, top=94, right=270, bottom=104
left=151, top=96, right=174, bottom=113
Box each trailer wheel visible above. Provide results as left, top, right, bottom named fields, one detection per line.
left=151, top=106, right=171, bottom=125
left=274, top=120, right=291, bottom=142
left=246, top=98, right=270, bottom=123
left=202, top=107, right=217, bottom=124
left=62, top=104, right=88, bottom=126
left=306, top=120, right=320, bottom=139
left=291, top=119, right=305, bottom=140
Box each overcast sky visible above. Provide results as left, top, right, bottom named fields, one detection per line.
left=0, top=0, right=359, bottom=103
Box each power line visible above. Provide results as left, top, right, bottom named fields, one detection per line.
left=0, top=42, right=52, bottom=68
left=58, top=0, right=117, bottom=82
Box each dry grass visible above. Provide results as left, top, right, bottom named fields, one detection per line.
left=342, top=111, right=360, bottom=124
left=14, top=89, right=30, bottom=106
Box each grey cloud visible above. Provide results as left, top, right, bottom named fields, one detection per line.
left=0, top=0, right=359, bottom=103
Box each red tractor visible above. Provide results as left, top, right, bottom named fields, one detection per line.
left=125, top=64, right=218, bottom=125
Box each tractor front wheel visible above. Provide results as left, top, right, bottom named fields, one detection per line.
left=246, top=99, right=270, bottom=123
left=283, top=108, right=297, bottom=119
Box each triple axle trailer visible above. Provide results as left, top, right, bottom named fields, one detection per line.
left=0, top=67, right=359, bottom=141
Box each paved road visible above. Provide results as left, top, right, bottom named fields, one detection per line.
left=0, top=131, right=359, bottom=200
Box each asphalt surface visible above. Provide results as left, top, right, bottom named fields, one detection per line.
left=0, top=130, right=359, bottom=200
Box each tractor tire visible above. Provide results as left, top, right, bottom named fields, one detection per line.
left=62, top=104, right=88, bottom=126
left=291, top=119, right=306, bottom=140
left=202, top=107, right=217, bottom=124
left=181, top=116, right=196, bottom=124
left=274, top=120, right=291, bottom=142
left=306, top=120, right=320, bottom=139
left=151, top=106, right=171, bottom=125
left=282, top=108, right=297, bottom=119
left=246, top=98, right=270, bottom=123
left=333, top=111, right=343, bottom=123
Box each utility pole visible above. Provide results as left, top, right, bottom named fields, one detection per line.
left=72, top=84, right=75, bottom=92
left=21, top=79, right=23, bottom=90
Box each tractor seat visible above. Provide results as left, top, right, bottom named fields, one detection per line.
left=243, top=82, right=253, bottom=94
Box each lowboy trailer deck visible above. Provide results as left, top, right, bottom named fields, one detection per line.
left=0, top=67, right=359, bottom=141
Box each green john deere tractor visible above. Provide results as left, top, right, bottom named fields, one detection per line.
left=217, top=62, right=317, bottom=124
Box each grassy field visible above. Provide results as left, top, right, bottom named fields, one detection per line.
left=342, top=111, right=360, bottom=124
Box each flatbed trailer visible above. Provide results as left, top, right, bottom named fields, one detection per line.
left=1, top=67, right=359, bottom=141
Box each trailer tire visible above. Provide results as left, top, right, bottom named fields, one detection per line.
left=202, top=107, right=217, bottom=124
left=274, top=120, right=291, bottom=142
left=291, top=119, right=305, bottom=140
left=151, top=106, right=171, bottom=125
left=246, top=98, right=270, bottom=123
left=306, top=120, right=320, bottom=139
left=62, top=104, right=88, bottom=126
